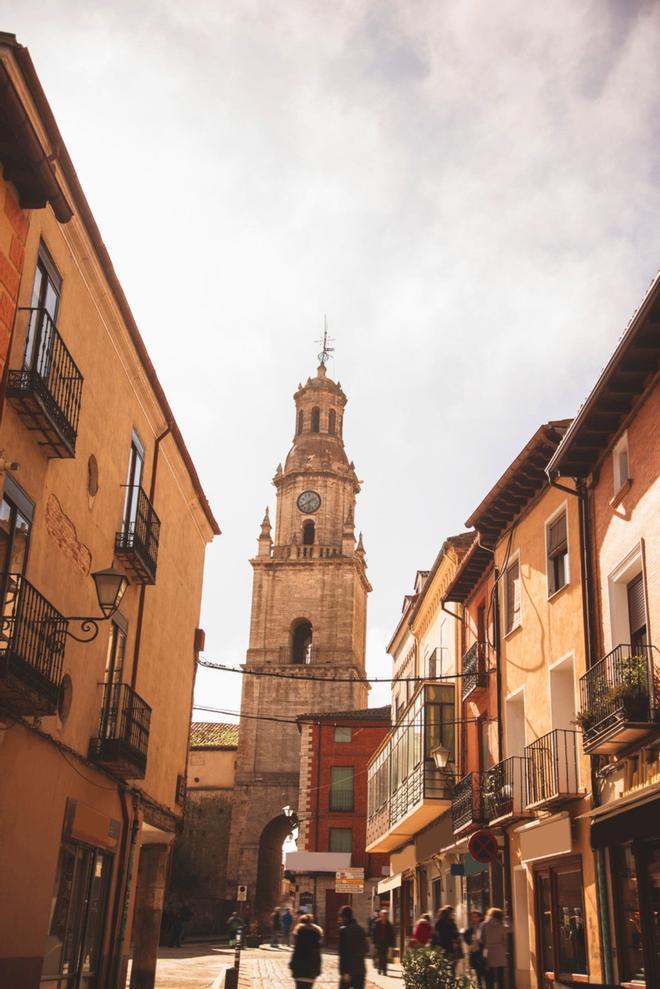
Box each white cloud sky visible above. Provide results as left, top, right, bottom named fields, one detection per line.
left=8, top=1, right=660, bottom=719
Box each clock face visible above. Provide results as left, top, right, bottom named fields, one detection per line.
left=297, top=490, right=321, bottom=514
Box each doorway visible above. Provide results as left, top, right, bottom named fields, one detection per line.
left=255, top=814, right=296, bottom=924
left=535, top=857, right=588, bottom=987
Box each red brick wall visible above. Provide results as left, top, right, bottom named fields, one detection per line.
left=307, top=718, right=390, bottom=878
left=0, top=174, right=29, bottom=395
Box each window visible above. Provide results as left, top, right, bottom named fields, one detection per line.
left=0, top=476, right=34, bottom=575
left=547, top=509, right=569, bottom=596
left=334, top=726, right=352, bottom=743
left=425, top=684, right=455, bottom=763
left=613, top=432, right=630, bottom=494
left=504, top=558, right=521, bottom=633
left=291, top=620, right=313, bottom=664
left=99, top=616, right=128, bottom=741
left=303, top=520, right=315, bottom=545
left=328, top=409, right=336, bottom=434
left=535, top=860, right=588, bottom=979
left=329, top=828, right=352, bottom=852
left=123, top=430, right=145, bottom=531
left=311, top=407, right=320, bottom=432
left=627, top=573, right=647, bottom=650
left=297, top=409, right=304, bottom=435
left=612, top=844, right=645, bottom=982
left=25, top=244, right=61, bottom=369
left=329, top=766, right=354, bottom=811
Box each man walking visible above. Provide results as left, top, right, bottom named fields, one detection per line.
left=270, top=906, right=282, bottom=948
left=372, top=909, right=395, bottom=975
left=281, top=906, right=294, bottom=946
left=338, top=905, right=368, bottom=988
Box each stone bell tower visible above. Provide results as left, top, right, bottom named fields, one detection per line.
left=226, top=360, right=370, bottom=916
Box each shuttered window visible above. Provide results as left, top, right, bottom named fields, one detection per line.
left=627, top=574, right=647, bottom=649
left=329, top=828, right=352, bottom=852
left=547, top=511, right=569, bottom=596
left=329, top=767, right=354, bottom=811
left=505, top=559, right=521, bottom=633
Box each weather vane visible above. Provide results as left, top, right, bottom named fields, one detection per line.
left=316, top=315, right=335, bottom=367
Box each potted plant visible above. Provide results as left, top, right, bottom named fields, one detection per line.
left=402, top=946, right=477, bottom=989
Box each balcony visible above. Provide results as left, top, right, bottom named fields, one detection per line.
left=578, top=644, right=659, bottom=755
left=452, top=772, right=488, bottom=833
left=482, top=756, right=531, bottom=826
left=525, top=729, right=583, bottom=811
left=462, top=641, right=488, bottom=702
left=0, top=573, right=67, bottom=714
left=368, top=760, right=454, bottom=852
left=89, top=682, right=151, bottom=779
left=115, top=487, right=160, bottom=584
left=6, top=308, right=83, bottom=458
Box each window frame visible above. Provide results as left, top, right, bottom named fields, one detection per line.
left=504, top=553, right=521, bottom=636
left=545, top=502, right=570, bottom=599
left=0, top=475, right=35, bottom=577
left=334, top=726, right=352, bottom=743
left=329, top=766, right=355, bottom=812
left=328, top=827, right=353, bottom=853
left=612, top=431, right=630, bottom=496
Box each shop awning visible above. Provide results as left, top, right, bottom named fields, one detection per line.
left=591, top=792, right=660, bottom=849
left=377, top=872, right=403, bottom=894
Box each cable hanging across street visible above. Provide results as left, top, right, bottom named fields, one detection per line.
left=196, top=655, right=495, bottom=683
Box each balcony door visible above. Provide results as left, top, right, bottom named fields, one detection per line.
left=122, top=432, right=145, bottom=533
left=99, top=618, right=128, bottom=743
left=26, top=246, right=61, bottom=370
left=0, top=478, right=34, bottom=634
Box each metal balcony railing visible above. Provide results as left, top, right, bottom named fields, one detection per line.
left=329, top=788, right=355, bottom=812
left=452, top=772, right=488, bottom=831
left=115, top=486, right=160, bottom=584
left=7, top=307, right=83, bottom=458
left=0, top=573, right=67, bottom=714
left=482, top=756, right=529, bottom=823
left=578, top=644, right=657, bottom=750
left=526, top=729, right=582, bottom=809
left=462, top=641, right=488, bottom=701
left=89, top=682, right=151, bottom=778
left=390, top=761, right=454, bottom=828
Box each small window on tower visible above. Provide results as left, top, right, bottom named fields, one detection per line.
left=297, top=409, right=304, bottom=435
left=292, top=620, right=313, bottom=664
left=303, top=520, right=315, bottom=545
left=311, top=407, right=320, bottom=432
left=328, top=409, right=336, bottom=434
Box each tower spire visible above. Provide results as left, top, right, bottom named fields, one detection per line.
left=316, top=316, right=335, bottom=368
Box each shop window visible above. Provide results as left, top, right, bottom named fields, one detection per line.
left=329, top=827, right=352, bottom=852
left=329, top=766, right=354, bottom=811
left=612, top=844, right=645, bottom=983
left=547, top=509, right=569, bottom=596
left=504, top=557, right=521, bottom=634
left=535, top=859, right=588, bottom=981
left=334, top=726, right=352, bottom=743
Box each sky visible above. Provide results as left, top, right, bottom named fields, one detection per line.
left=7, top=1, right=660, bottom=717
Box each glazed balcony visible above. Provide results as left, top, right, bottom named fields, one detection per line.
left=89, top=682, right=151, bottom=779
left=0, top=573, right=67, bottom=715
left=482, top=756, right=531, bottom=826
left=525, top=729, right=583, bottom=811
left=115, top=486, right=160, bottom=584
left=452, top=772, right=488, bottom=833
left=462, top=641, right=488, bottom=702
left=366, top=681, right=456, bottom=853
left=6, top=307, right=83, bottom=458
left=578, top=644, right=659, bottom=755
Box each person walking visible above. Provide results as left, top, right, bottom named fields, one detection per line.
left=462, top=910, right=485, bottom=988
left=372, top=908, right=395, bottom=975
left=338, top=905, right=368, bottom=988
left=282, top=907, right=294, bottom=946
left=478, top=907, right=508, bottom=989
left=289, top=913, right=323, bottom=988
left=271, top=907, right=282, bottom=948
left=433, top=905, right=461, bottom=967
left=412, top=912, right=433, bottom=947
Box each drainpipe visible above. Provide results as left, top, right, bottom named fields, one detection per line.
left=130, top=425, right=170, bottom=689
left=111, top=792, right=141, bottom=989
left=547, top=474, right=613, bottom=984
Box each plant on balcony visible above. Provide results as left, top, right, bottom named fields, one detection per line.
left=402, top=946, right=476, bottom=989
left=576, top=654, right=655, bottom=734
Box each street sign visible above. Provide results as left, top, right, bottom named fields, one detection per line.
left=335, top=867, right=364, bottom=893
left=236, top=884, right=248, bottom=901
left=468, top=829, right=499, bottom=864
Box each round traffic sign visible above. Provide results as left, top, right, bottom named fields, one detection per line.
left=468, top=829, right=499, bottom=864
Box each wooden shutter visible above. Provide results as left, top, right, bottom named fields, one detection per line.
left=627, top=575, right=646, bottom=635
left=548, top=512, right=567, bottom=557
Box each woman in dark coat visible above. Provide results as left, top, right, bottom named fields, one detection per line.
left=433, top=905, right=461, bottom=967
left=289, top=914, right=323, bottom=988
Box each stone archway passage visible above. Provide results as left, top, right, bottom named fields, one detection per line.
left=255, top=814, right=295, bottom=924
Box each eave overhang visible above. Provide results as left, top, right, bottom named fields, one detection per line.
left=443, top=538, right=493, bottom=604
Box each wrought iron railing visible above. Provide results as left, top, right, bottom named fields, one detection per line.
left=96, top=681, right=151, bottom=762
left=526, top=729, right=581, bottom=807
left=7, top=308, right=83, bottom=456
left=578, top=644, right=657, bottom=742
left=390, top=761, right=454, bottom=827
left=115, top=486, right=160, bottom=581
left=329, top=788, right=355, bottom=812
left=482, top=756, right=528, bottom=821
left=0, top=573, right=67, bottom=705
left=452, top=772, right=487, bottom=831
left=462, top=641, right=488, bottom=700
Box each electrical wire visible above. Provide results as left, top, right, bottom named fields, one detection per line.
left=192, top=703, right=496, bottom=730
left=197, top=657, right=492, bottom=683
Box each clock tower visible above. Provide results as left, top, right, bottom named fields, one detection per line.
left=226, top=361, right=371, bottom=916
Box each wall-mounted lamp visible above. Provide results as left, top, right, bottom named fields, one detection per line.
left=66, top=566, right=128, bottom=642
left=430, top=744, right=451, bottom=770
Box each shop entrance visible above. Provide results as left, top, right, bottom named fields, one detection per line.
left=535, top=857, right=587, bottom=987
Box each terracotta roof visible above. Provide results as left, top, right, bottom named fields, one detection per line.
left=190, top=722, right=239, bottom=749
left=296, top=705, right=391, bottom=724
left=547, top=271, right=660, bottom=479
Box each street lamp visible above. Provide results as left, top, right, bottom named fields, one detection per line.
left=430, top=743, right=451, bottom=770
left=65, top=566, right=128, bottom=643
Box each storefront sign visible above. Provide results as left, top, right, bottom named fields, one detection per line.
left=336, top=867, right=365, bottom=893
left=519, top=812, right=572, bottom=864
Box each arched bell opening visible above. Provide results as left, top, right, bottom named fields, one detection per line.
left=302, top=520, right=315, bottom=545
left=255, top=812, right=298, bottom=924
left=291, top=619, right=313, bottom=665
left=311, top=407, right=320, bottom=432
